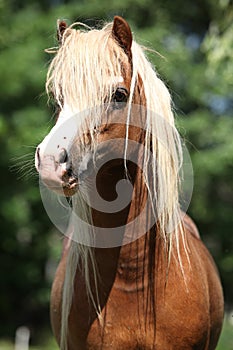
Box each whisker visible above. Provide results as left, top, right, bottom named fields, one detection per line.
left=20, top=145, right=38, bottom=149
left=10, top=150, right=37, bottom=181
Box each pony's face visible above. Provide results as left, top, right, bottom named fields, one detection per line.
left=34, top=17, right=188, bottom=245
left=35, top=17, right=143, bottom=197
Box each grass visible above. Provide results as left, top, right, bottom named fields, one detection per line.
left=216, top=315, right=233, bottom=350
left=0, top=335, right=58, bottom=350
left=0, top=316, right=232, bottom=349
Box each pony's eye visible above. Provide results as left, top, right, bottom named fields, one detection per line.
left=112, top=88, right=128, bottom=104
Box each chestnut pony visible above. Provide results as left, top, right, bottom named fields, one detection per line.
left=35, top=17, right=223, bottom=349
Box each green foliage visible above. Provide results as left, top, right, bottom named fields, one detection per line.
left=0, top=0, right=232, bottom=345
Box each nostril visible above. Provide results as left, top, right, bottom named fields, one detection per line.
left=36, top=147, right=41, bottom=168
left=58, top=148, right=68, bottom=164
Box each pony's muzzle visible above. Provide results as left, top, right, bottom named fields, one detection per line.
left=35, top=146, right=68, bottom=170
left=35, top=146, right=78, bottom=196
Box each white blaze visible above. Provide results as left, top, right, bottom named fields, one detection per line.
left=35, top=104, right=77, bottom=170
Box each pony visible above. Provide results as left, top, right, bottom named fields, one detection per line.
left=35, top=16, right=224, bottom=349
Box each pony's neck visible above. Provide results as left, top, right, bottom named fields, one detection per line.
left=90, top=160, right=155, bottom=291
left=91, top=159, right=137, bottom=230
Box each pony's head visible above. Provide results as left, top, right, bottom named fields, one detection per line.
left=36, top=17, right=134, bottom=195
left=35, top=16, right=182, bottom=236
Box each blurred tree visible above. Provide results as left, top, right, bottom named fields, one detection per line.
left=0, top=0, right=232, bottom=342
left=0, top=0, right=62, bottom=339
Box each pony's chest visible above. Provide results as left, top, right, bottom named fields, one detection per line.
left=84, top=284, right=211, bottom=350
left=86, top=316, right=154, bottom=350
left=84, top=288, right=153, bottom=349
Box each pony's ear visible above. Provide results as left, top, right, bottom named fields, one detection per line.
left=57, top=20, right=68, bottom=44
left=112, top=16, right=132, bottom=59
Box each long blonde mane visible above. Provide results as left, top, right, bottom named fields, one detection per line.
left=46, top=20, right=186, bottom=350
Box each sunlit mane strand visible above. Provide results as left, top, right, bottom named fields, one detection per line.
left=46, top=20, right=187, bottom=350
